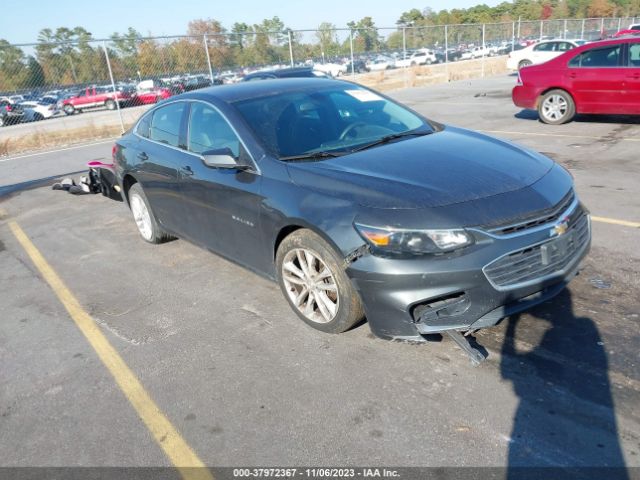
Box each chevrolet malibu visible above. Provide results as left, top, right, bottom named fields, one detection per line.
left=513, top=37, right=640, bottom=124
left=113, top=78, right=590, bottom=352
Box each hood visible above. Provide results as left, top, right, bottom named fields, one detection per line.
left=287, top=126, right=554, bottom=209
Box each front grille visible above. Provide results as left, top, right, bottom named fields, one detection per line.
left=483, top=213, right=589, bottom=289
left=486, top=189, right=576, bottom=236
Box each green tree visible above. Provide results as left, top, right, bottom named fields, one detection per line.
left=347, top=17, right=381, bottom=53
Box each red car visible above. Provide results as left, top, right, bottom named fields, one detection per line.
left=134, top=80, right=173, bottom=105
left=61, top=86, right=132, bottom=115
left=512, top=37, right=640, bottom=124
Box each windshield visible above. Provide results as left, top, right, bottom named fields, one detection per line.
left=232, top=85, right=430, bottom=159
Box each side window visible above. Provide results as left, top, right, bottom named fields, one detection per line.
left=136, top=112, right=152, bottom=138
left=534, top=42, right=552, bottom=52
left=569, top=45, right=621, bottom=68
left=150, top=102, right=186, bottom=147
left=556, top=42, right=572, bottom=52
left=187, top=102, right=241, bottom=157
left=629, top=44, right=640, bottom=67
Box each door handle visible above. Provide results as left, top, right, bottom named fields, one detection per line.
left=626, top=73, right=640, bottom=79
left=569, top=72, right=577, bottom=78
left=181, top=165, right=194, bottom=176
left=137, top=152, right=148, bottom=161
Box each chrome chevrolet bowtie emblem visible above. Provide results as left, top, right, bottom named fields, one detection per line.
left=550, top=217, right=570, bottom=237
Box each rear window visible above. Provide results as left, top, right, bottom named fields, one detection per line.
left=569, top=45, right=622, bottom=67
left=150, top=102, right=186, bottom=147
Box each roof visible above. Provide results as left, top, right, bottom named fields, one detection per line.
left=175, top=77, right=352, bottom=104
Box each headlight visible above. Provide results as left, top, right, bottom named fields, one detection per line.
left=354, top=223, right=473, bottom=255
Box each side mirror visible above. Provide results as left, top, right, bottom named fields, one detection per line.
left=201, top=148, right=248, bottom=170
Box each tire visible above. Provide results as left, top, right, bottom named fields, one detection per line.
left=34, top=113, right=44, bottom=122
left=518, top=59, right=533, bottom=70
left=105, top=99, right=116, bottom=110
left=63, top=104, right=75, bottom=115
left=127, top=183, right=174, bottom=244
left=276, top=229, right=365, bottom=334
left=0, top=116, right=4, bottom=127
left=538, top=89, right=575, bottom=125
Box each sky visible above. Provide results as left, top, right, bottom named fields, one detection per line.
left=4, top=0, right=500, bottom=45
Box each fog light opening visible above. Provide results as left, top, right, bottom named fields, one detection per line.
left=412, top=292, right=470, bottom=324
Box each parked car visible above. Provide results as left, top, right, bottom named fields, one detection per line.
left=135, top=80, right=173, bottom=105
left=366, top=55, right=395, bottom=71
left=507, top=39, right=586, bottom=70
left=343, top=59, right=370, bottom=74
left=512, top=37, right=640, bottom=124
left=0, top=99, right=24, bottom=126
left=182, top=75, right=213, bottom=92
left=242, top=67, right=328, bottom=81
left=19, top=100, right=59, bottom=121
left=396, top=49, right=437, bottom=67
left=113, top=78, right=590, bottom=353
left=313, top=62, right=347, bottom=77
left=61, top=86, right=133, bottom=115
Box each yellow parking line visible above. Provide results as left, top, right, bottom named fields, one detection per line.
left=591, top=216, right=640, bottom=228
left=481, top=129, right=640, bottom=142
left=8, top=220, right=213, bottom=480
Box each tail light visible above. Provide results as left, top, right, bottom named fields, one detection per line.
left=5, top=104, right=12, bottom=112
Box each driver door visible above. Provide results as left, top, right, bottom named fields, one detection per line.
left=177, top=101, right=265, bottom=268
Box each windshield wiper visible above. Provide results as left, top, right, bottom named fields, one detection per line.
left=279, top=151, right=344, bottom=162
left=350, top=130, right=433, bottom=153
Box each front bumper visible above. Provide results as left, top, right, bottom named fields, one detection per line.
left=347, top=206, right=591, bottom=341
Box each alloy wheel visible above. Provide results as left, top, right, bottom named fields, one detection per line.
left=541, top=94, right=568, bottom=123
left=130, top=193, right=153, bottom=241
left=281, top=248, right=339, bottom=324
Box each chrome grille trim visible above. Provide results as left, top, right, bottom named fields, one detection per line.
left=482, top=190, right=576, bottom=238
left=470, top=196, right=579, bottom=240
left=483, top=213, right=590, bottom=291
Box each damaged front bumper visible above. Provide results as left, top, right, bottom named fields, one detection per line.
left=346, top=208, right=591, bottom=342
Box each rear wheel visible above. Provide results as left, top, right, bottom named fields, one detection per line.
left=105, top=99, right=116, bottom=110
left=538, top=89, right=575, bottom=125
left=518, top=59, right=532, bottom=70
left=276, top=229, right=365, bottom=334
left=0, top=116, right=4, bottom=127
left=127, top=183, right=173, bottom=244
left=63, top=104, right=75, bottom=115
left=33, top=113, right=44, bottom=121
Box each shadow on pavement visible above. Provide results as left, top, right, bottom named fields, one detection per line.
left=514, top=109, right=640, bottom=125
left=501, top=288, right=628, bottom=479
left=0, top=170, right=86, bottom=198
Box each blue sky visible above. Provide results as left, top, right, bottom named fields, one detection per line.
left=4, top=0, right=498, bottom=44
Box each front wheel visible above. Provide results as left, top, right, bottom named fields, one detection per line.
left=276, top=229, right=365, bottom=334
left=63, top=104, right=75, bottom=115
left=538, top=89, right=575, bottom=125
left=105, top=99, right=116, bottom=110
left=127, top=183, right=173, bottom=244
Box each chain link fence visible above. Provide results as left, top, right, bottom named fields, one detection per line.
left=0, top=16, right=637, bottom=155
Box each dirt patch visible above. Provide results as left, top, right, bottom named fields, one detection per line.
left=354, top=56, right=508, bottom=93
left=0, top=121, right=133, bottom=157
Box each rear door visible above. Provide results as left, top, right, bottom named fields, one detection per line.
left=177, top=100, right=266, bottom=268
left=623, top=42, right=640, bottom=114
left=566, top=43, right=627, bottom=113
left=531, top=42, right=555, bottom=64
left=133, top=101, right=191, bottom=234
